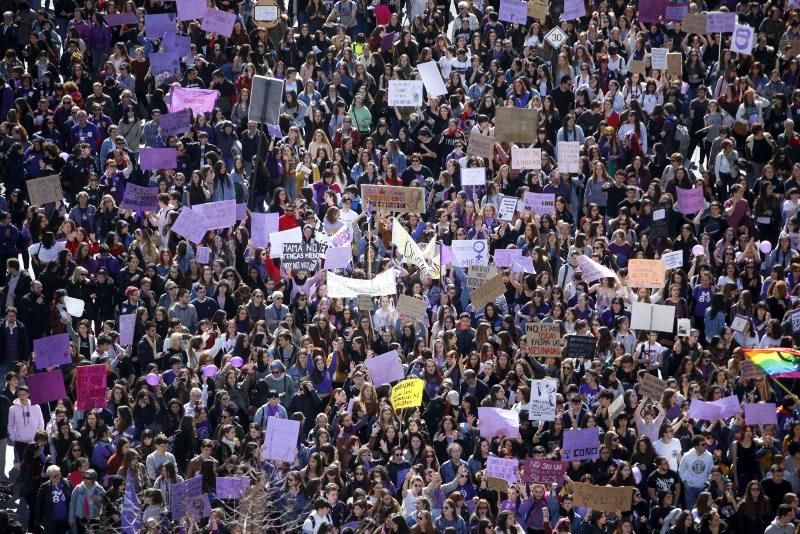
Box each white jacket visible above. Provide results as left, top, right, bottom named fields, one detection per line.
left=7, top=399, right=45, bottom=443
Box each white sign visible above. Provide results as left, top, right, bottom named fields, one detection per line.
left=417, top=61, right=447, bottom=97
left=677, top=318, right=692, bottom=337
left=64, top=296, right=85, bottom=317
left=268, top=227, right=302, bottom=258
left=651, top=48, right=668, bottom=70
left=451, top=239, right=490, bottom=268
left=545, top=26, right=569, bottom=49
left=576, top=255, right=619, bottom=283
left=529, top=379, right=557, bottom=421
left=557, top=141, right=581, bottom=173
left=511, top=147, right=542, bottom=170
left=730, top=315, right=748, bottom=332
left=730, top=23, right=754, bottom=55
left=661, top=250, right=684, bottom=270
left=461, top=167, right=486, bottom=186
left=388, top=80, right=424, bottom=107
left=498, top=196, right=517, bottom=221
left=631, top=302, right=676, bottom=333
left=326, top=269, right=397, bottom=298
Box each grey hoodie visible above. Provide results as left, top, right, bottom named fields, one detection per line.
left=765, top=519, right=795, bottom=534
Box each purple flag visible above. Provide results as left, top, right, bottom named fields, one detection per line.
left=563, top=428, right=600, bottom=461
left=139, top=148, right=177, bottom=170
left=28, top=370, right=67, bottom=405
left=33, top=333, right=72, bottom=369
left=169, top=87, right=220, bottom=114
left=121, top=469, right=142, bottom=533
left=171, top=476, right=202, bottom=519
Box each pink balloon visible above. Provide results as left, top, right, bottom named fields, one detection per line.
left=230, top=357, right=244, bottom=368
left=145, top=373, right=160, bottom=386
left=203, top=365, right=218, bottom=377
left=691, top=245, right=704, bottom=256
left=759, top=241, right=772, bottom=254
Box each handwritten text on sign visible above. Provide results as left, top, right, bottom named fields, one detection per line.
left=525, top=322, right=562, bottom=358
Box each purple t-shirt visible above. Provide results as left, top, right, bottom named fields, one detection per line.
left=51, top=482, right=69, bottom=520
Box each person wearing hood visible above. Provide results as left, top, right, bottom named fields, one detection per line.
left=765, top=504, right=796, bottom=534
left=7, top=385, right=44, bottom=462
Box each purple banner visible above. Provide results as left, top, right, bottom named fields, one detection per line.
left=744, top=403, right=778, bottom=425
left=563, top=428, right=600, bottom=461
left=523, top=458, right=566, bottom=485
left=105, top=12, right=139, bottom=26
left=28, top=370, right=67, bottom=405
left=139, top=148, right=177, bottom=170
left=159, top=109, right=192, bottom=138
left=120, top=183, right=159, bottom=211
left=33, top=333, right=72, bottom=369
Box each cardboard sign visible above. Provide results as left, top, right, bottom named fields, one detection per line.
left=563, top=428, right=600, bottom=461
left=388, top=80, right=424, bottom=107
left=467, top=132, right=495, bottom=159
left=527, top=0, right=548, bottom=20
left=744, top=403, right=778, bottom=425
left=494, top=108, right=538, bottom=143
left=498, top=196, right=518, bottom=221
left=76, top=364, right=107, bottom=410
left=486, top=456, right=520, bottom=484
left=471, top=274, right=507, bottom=310
left=467, top=265, right=497, bottom=289
left=361, top=185, right=426, bottom=213
left=485, top=476, right=509, bottom=492
left=511, top=147, right=542, bottom=170
left=391, top=378, right=424, bottom=409
left=730, top=315, right=748, bottom=332
left=639, top=373, right=668, bottom=400
left=572, top=483, right=634, bottom=512
left=627, top=259, right=666, bottom=288
left=556, top=141, right=581, bottom=173
left=461, top=167, right=486, bottom=186
left=780, top=40, right=800, bottom=58
left=26, top=174, right=63, bottom=205
left=397, top=294, right=428, bottom=322
left=357, top=294, right=374, bottom=311
left=523, top=458, right=566, bottom=485
left=667, top=53, right=683, bottom=77
left=28, top=370, right=67, bottom=405
left=651, top=48, right=668, bottom=70
left=740, top=360, right=765, bottom=381
left=525, top=323, right=562, bottom=358
left=528, top=379, right=558, bottom=421
left=171, top=207, right=207, bottom=244
left=661, top=250, right=684, bottom=270
left=629, top=59, right=647, bottom=74
left=565, top=335, right=597, bottom=359
left=682, top=13, right=708, bottom=35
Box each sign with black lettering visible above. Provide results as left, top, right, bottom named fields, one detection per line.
left=565, top=335, right=597, bottom=359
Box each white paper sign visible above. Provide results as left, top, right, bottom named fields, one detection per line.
left=461, top=167, right=486, bottom=186
left=417, top=61, right=448, bottom=97
left=511, top=147, right=542, bottom=170
left=651, top=48, right=668, bottom=70
left=498, top=196, right=517, bottom=221
left=661, top=250, right=684, bottom=270
left=576, top=255, right=619, bottom=283
left=677, top=318, right=692, bottom=336
left=64, top=296, right=85, bottom=317
left=451, top=239, right=490, bottom=268
left=388, top=80, right=424, bottom=107
left=730, top=315, right=748, bottom=332
left=529, top=379, right=557, bottom=421
left=730, top=24, right=754, bottom=55
left=268, top=227, right=302, bottom=258
left=631, top=301, right=676, bottom=333
left=557, top=141, right=581, bottom=173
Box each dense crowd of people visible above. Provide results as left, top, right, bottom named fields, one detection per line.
left=1, top=0, right=800, bottom=533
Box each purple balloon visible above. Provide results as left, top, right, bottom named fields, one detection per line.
left=145, top=373, right=160, bottom=386
left=230, top=356, right=244, bottom=368
left=203, top=365, right=218, bottom=377
left=759, top=241, right=772, bottom=254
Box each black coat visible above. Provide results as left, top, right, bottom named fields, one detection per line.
left=18, top=291, right=48, bottom=343
left=0, top=320, right=30, bottom=362
left=35, top=478, right=73, bottom=532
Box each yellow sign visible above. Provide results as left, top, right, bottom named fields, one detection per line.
left=391, top=378, right=424, bottom=410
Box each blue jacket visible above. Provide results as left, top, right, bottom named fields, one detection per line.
left=0, top=223, right=20, bottom=255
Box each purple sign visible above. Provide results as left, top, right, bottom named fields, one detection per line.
left=689, top=395, right=742, bottom=420
left=185, top=494, right=211, bottom=519
left=162, top=31, right=191, bottom=56
left=523, top=458, right=566, bottom=485
left=119, top=313, right=136, bottom=346
left=120, top=183, right=159, bottom=212
left=177, top=0, right=207, bottom=20
left=744, top=403, right=778, bottom=425
left=216, top=476, right=250, bottom=499
left=563, top=428, right=600, bottom=461
left=561, top=0, right=586, bottom=20
left=251, top=212, right=279, bottom=247
left=105, top=12, right=139, bottom=26
left=676, top=187, right=705, bottom=214
left=149, top=52, right=181, bottom=76
left=381, top=32, right=397, bottom=51
left=325, top=246, right=352, bottom=270
left=486, top=456, right=520, bottom=484
left=266, top=123, right=282, bottom=138
left=524, top=192, right=556, bottom=216
left=171, top=476, right=203, bottom=519
left=28, top=370, right=67, bottom=405
left=638, top=0, right=665, bottom=23
left=145, top=13, right=176, bottom=37
left=364, top=350, right=404, bottom=385
left=664, top=4, right=689, bottom=21
left=262, top=417, right=301, bottom=462
left=706, top=12, right=736, bottom=33
left=159, top=109, right=192, bottom=138
left=511, top=256, right=535, bottom=274
left=139, top=148, right=177, bottom=170
left=494, top=249, right=522, bottom=268
left=498, top=0, right=528, bottom=24
left=196, top=246, right=211, bottom=264
left=201, top=8, right=236, bottom=38
left=169, top=87, right=220, bottom=114
left=33, top=333, right=72, bottom=369
left=236, top=203, right=248, bottom=221
left=171, top=207, right=207, bottom=244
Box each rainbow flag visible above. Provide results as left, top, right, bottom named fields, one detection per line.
left=744, top=348, right=800, bottom=377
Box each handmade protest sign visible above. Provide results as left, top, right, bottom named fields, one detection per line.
left=467, top=132, right=494, bottom=159
left=268, top=227, right=302, bottom=257
left=76, top=364, right=107, bottom=410
left=565, top=335, right=597, bottom=360
left=159, top=109, right=192, bottom=137
left=527, top=0, right=548, bottom=20
left=661, top=250, right=684, bottom=270
left=357, top=295, right=374, bottom=311
left=739, top=360, right=765, bottom=381
left=486, top=457, right=520, bottom=484
left=667, top=53, right=683, bottom=76
left=171, top=207, right=207, bottom=244
left=325, top=246, right=352, bottom=270
left=262, top=417, right=300, bottom=462
left=706, top=11, right=735, bottom=33
left=494, top=108, right=538, bottom=143
left=511, top=147, right=541, bottom=170
left=630, top=302, right=675, bottom=333
left=196, top=247, right=211, bottom=264
left=572, top=483, right=633, bottom=512
left=28, top=370, right=67, bottom=405
left=529, top=379, right=558, bottom=421
left=417, top=61, right=447, bottom=97
left=523, top=458, right=566, bottom=485
left=745, top=403, right=778, bottom=425
left=176, top=0, right=206, bottom=20
left=139, top=148, right=177, bottom=170
left=171, top=476, right=202, bottom=519
left=498, top=196, right=518, bottom=221
left=561, top=0, right=586, bottom=20
left=466, top=265, right=497, bottom=289
left=651, top=48, right=668, bottom=70
left=64, top=296, right=85, bottom=317
left=639, top=373, right=668, bottom=400
left=461, top=167, right=486, bottom=186
left=485, top=476, right=509, bottom=492
left=145, top=13, right=176, bottom=37
left=716, top=395, right=742, bottom=418
left=608, top=394, right=626, bottom=421
left=512, top=256, right=535, bottom=273
left=471, top=274, right=507, bottom=310
left=326, top=269, right=397, bottom=298
left=119, top=313, right=136, bottom=346
left=120, top=184, right=159, bottom=212
left=162, top=31, right=192, bottom=56
left=494, top=249, right=522, bottom=268
left=216, top=477, right=250, bottom=499
left=282, top=243, right=321, bottom=272
left=627, top=259, right=666, bottom=288
left=365, top=350, right=405, bottom=385
left=186, top=495, right=212, bottom=520
left=791, top=310, right=800, bottom=333
left=26, top=174, right=63, bottom=205
left=149, top=52, right=181, bottom=76
left=498, top=0, right=528, bottom=24
left=557, top=141, right=581, bottom=173
left=388, top=80, right=424, bottom=106
left=361, top=184, right=426, bottom=213
left=380, top=32, right=397, bottom=51
left=201, top=8, right=236, bottom=37
left=105, top=12, right=139, bottom=25
left=677, top=318, right=691, bottom=337
left=397, top=294, right=428, bottom=322
left=629, top=60, right=646, bottom=74
left=682, top=12, right=708, bottom=35
left=730, top=315, right=748, bottom=332
left=391, top=219, right=438, bottom=278
left=478, top=408, right=521, bottom=439
left=676, top=187, right=705, bottom=214
left=525, top=323, right=562, bottom=358
left=194, top=200, right=236, bottom=231
left=690, top=397, right=742, bottom=420
left=576, top=255, right=619, bottom=283
left=391, top=378, right=424, bottom=409
left=250, top=212, right=279, bottom=247
left=33, top=333, right=71, bottom=369
left=451, top=239, right=490, bottom=268
left=169, top=87, right=220, bottom=114
left=731, top=23, right=754, bottom=55
left=637, top=0, right=664, bottom=23
left=664, top=3, right=688, bottom=21
left=562, top=428, right=600, bottom=461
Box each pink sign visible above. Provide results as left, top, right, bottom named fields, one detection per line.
left=200, top=8, right=236, bottom=38
left=169, top=87, right=220, bottom=114
left=28, top=370, right=67, bottom=405
left=676, top=187, right=705, bottom=214
left=744, top=403, right=778, bottom=425
left=76, top=364, right=107, bottom=410
left=478, top=407, right=521, bottom=439
left=523, top=458, right=566, bottom=485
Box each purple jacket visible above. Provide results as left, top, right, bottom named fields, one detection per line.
left=89, top=24, right=111, bottom=55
